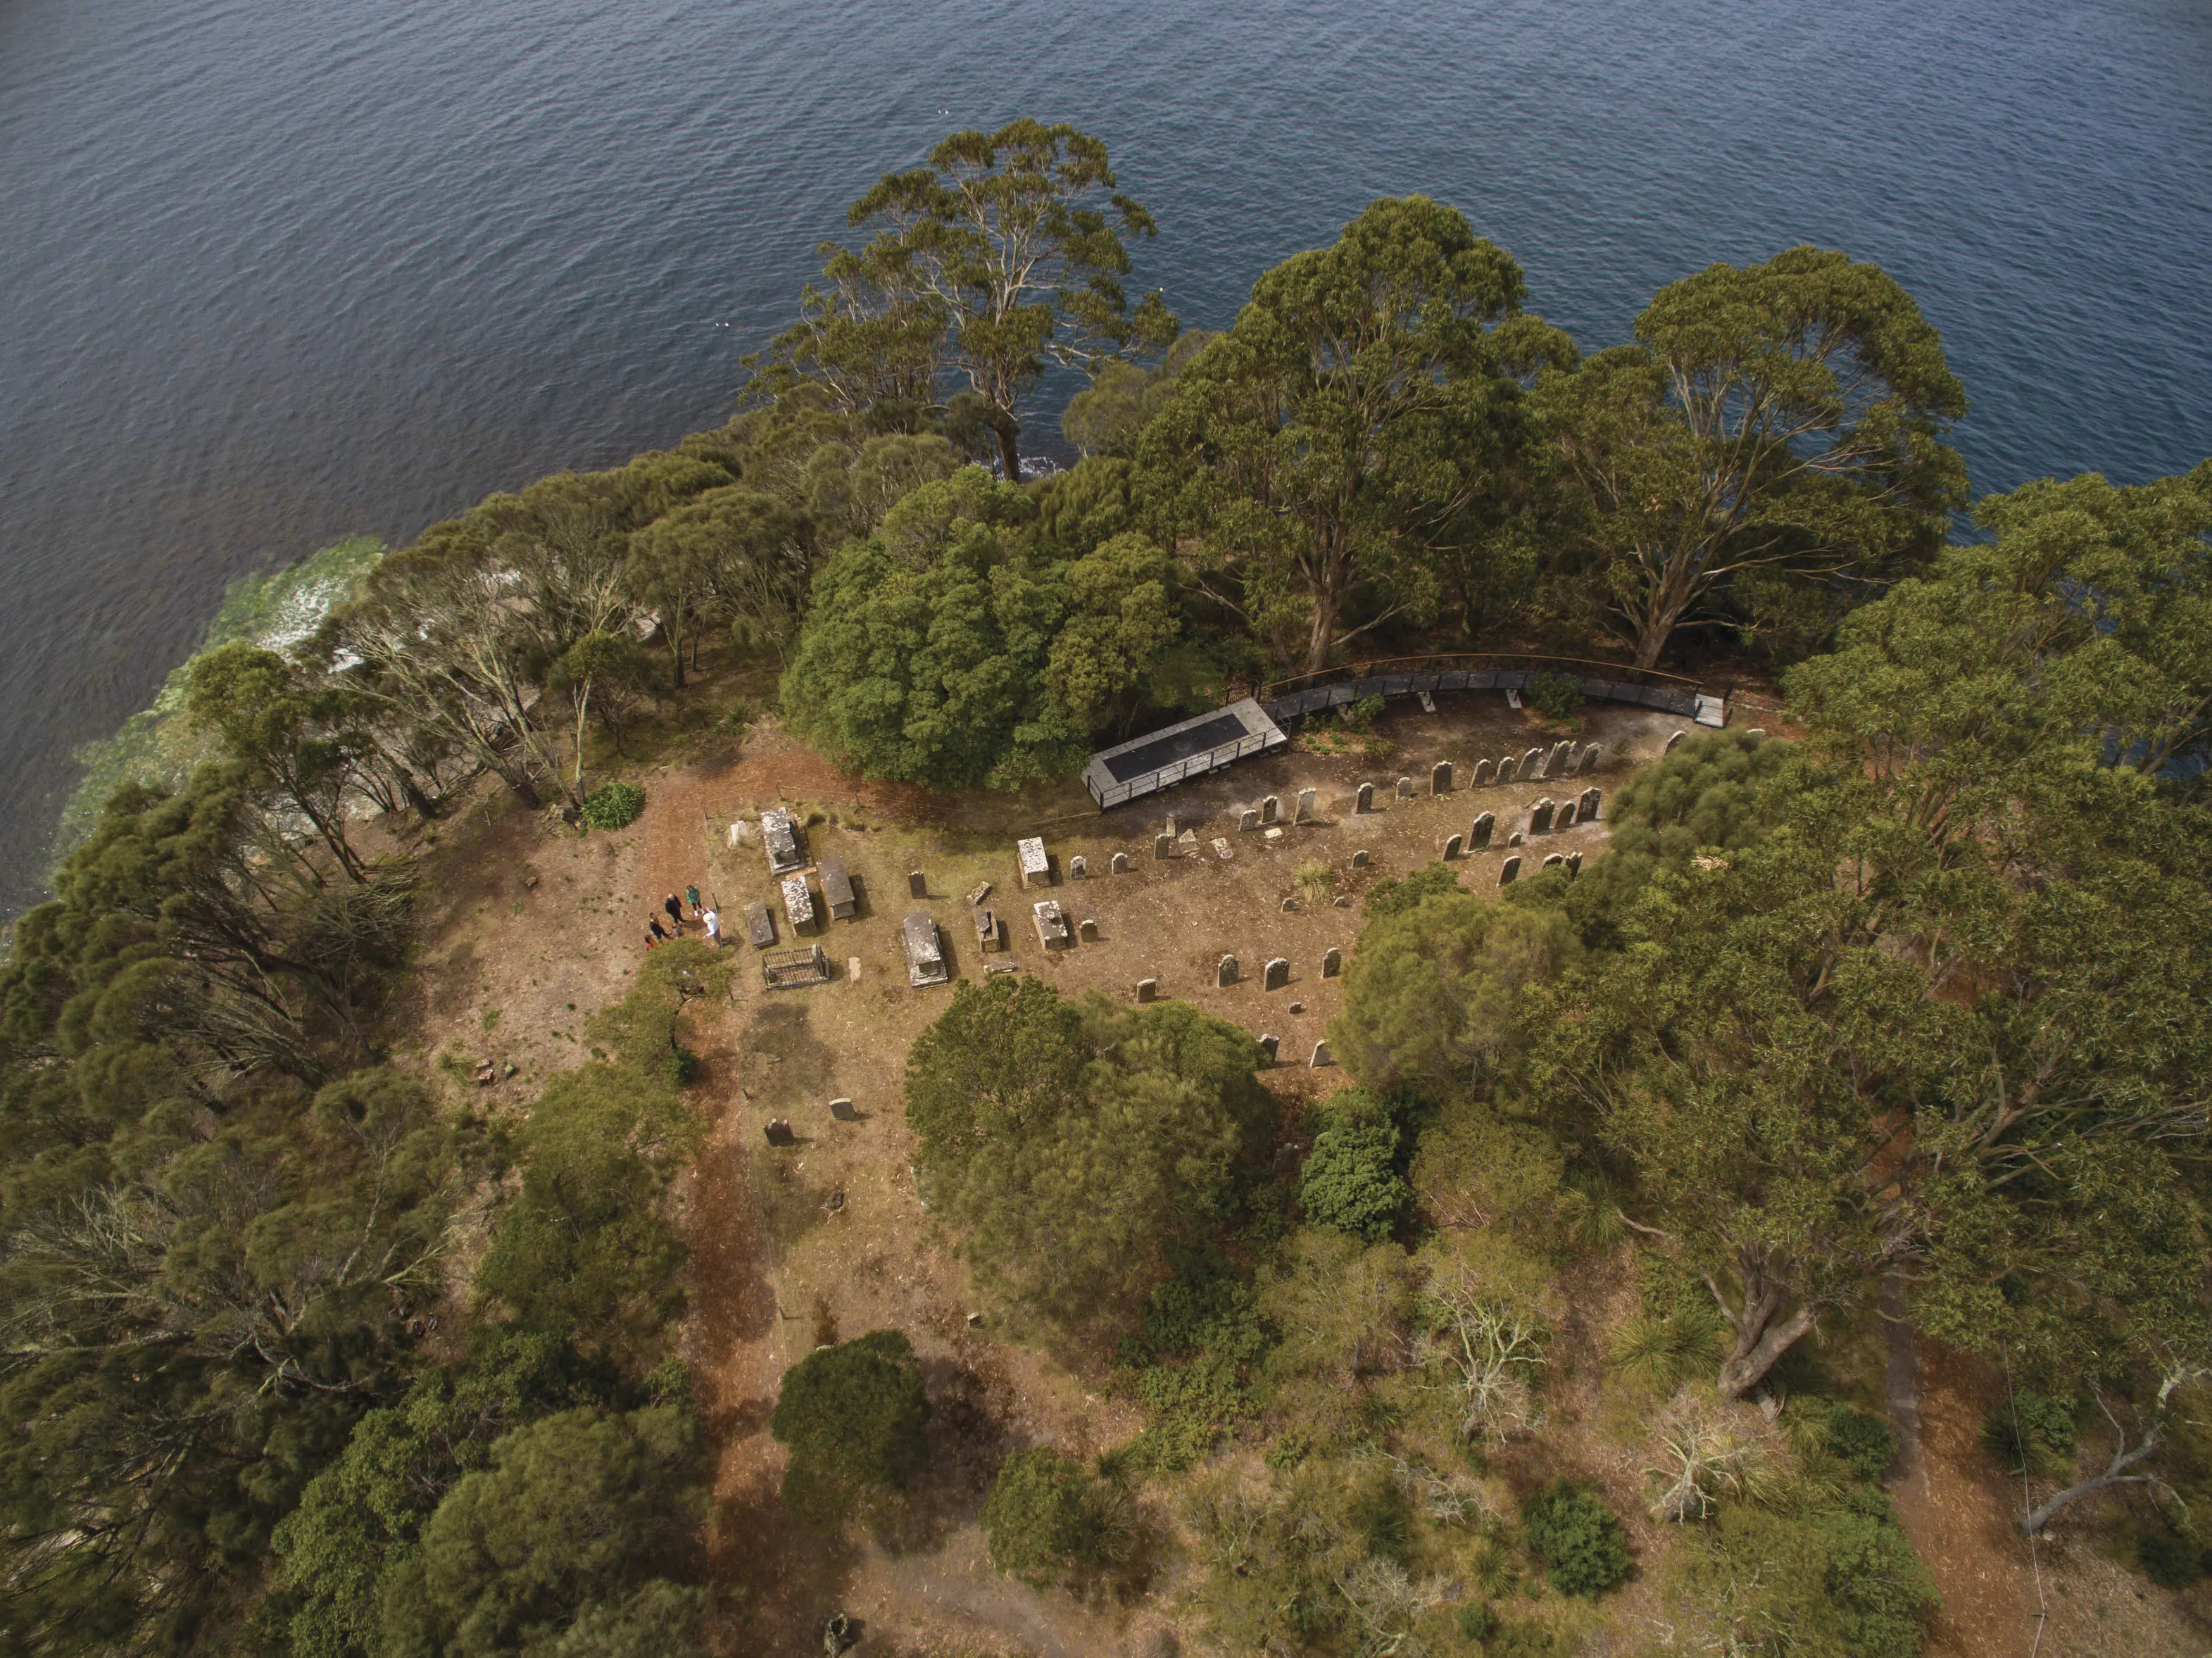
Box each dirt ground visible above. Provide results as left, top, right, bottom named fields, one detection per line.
left=384, top=690, right=2212, bottom=1658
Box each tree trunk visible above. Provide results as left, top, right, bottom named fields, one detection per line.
left=1631, top=553, right=1692, bottom=670
left=994, top=413, right=1022, bottom=483
left=668, top=629, right=686, bottom=691
left=399, top=770, right=441, bottom=820
left=2020, top=1426, right=2162, bottom=1535
left=1713, top=1267, right=1820, bottom=1401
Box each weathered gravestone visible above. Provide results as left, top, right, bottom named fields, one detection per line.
left=1155, top=833, right=1174, bottom=860
left=1542, top=854, right=1565, bottom=870
left=1431, top=760, right=1452, bottom=794
left=1257, top=1034, right=1279, bottom=1064
left=1322, top=947, right=1342, bottom=978
left=1473, top=758, right=1494, bottom=786
left=1546, top=740, right=1574, bottom=777
left=1395, top=776, right=1414, bottom=800
left=1442, top=833, right=1463, bottom=860
left=764, top=1119, right=796, bottom=1147
left=1352, top=849, right=1371, bottom=867
left=1469, top=812, right=1495, bottom=851
left=1240, top=808, right=1260, bottom=831
left=1017, top=836, right=1050, bottom=888
left=1579, top=744, right=1603, bottom=774
left=1747, top=728, right=1766, bottom=742
left=1496, top=755, right=1518, bottom=784
left=1529, top=798, right=1555, bottom=835
left=1262, top=795, right=1280, bottom=824
left=907, top=869, right=928, bottom=898
left=1264, top=957, right=1290, bottom=991
left=1136, top=976, right=1157, bottom=1003
left=1666, top=729, right=1687, bottom=752
left=1507, top=831, right=1524, bottom=847
left=1069, top=855, right=1087, bottom=879
left=1579, top=787, right=1601, bottom=821
left=1521, top=747, right=1545, bottom=777
left=829, top=1097, right=857, bottom=1122
left=1295, top=788, right=1316, bottom=822
left=1217, top=955, right=1239, bottom=987
left=1309, top=1040, right=1333, bottom=1069
left=1566, top=851, right=1583, bottom=874
left=1078, top=917, right=1098, bottom=942
left=1498, top=855, right=1521, bottom=886
left=1555, top=801, right=1577, bottom=830
left=1356, top=782, right=1374, bottom=812
left=1111, top=852, right=1131, bottom=873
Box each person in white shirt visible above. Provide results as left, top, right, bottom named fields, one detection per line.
left=702, top=907, right=720, bottom=946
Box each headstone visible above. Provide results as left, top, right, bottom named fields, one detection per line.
left=966, top=881, right=993, bottom=907
left=1262, top=794, right=1280, bottom=824
left=975, top=908, right=999, bottom=951
left=1322, top=947, right=1342, bottom=978
left=1356, top=781, right=1375, bottom=812
left=1136, top=976, right=1157, bottom=1003
left=1078, top=917, right=1098, bottom=942
left=1530, top=798, right=1555, bottom=835
left=1264, top=827, right=1284, bottom=844
left=1396, top=775, right=1414, bottom=800
left=1352, top=849, right=1371, bottom=867
left=1469, top=812, right=1495, bottom=851
left=1579, top=786, right=1601, bottom=821
left=1431, top=760, right=1452, bottom=794
left=908, top=869, right=927, bottom=898
left=1017, top=836, right=1050, bottom=888
left=1546, top=740, right=1574, bottom=777
left=1521, top=747, right=1545, bottom=778
left=1111, top=852, right=1131, bottom=874
left=764, top=1119, right=796, bottom=1147
left=1554, top=801, right=1578, bottom=830
left=1240, top=808, right=1261, bottom=831
left=1566, top=851, right=1583, bottom=875
left=1217, top=955, right=1239, bottom=987
left=830, top=1097, right=857, bottom=1122
left=1666, top=729, right=1687, bottom=753
left=1155, top=834, right=1174, bottom=860
left=1443, top=833, right=1464, bottom=860
left=1164, top=816, right=1176, bottom=839
left=1069, top=855, right=1088, bottom=879
left=1473, top=758, right=1494, bottom=786
left=1176, top=828, right=1200, bottom=851
left=1264, top=957, right=1290, bottom=991
left=1498, top=855, right=1521, bottom=886
left=1280, top=896, right=1297, bottom=911
left=1295, top=787, right=1316, bottom=823
left=1579, top=744, right=1603, bottom=774
left=1507, top=830, right=1524, bottom=847
left=1213, top=836, right=1233, bottom=860
left=1497, top=755, right=1518, bottom=784
left=1309, top=1040, right=1333, bottom=1069
left=1257, top=1034, right=1279, bottom=1064
left=1747, top=728, right=1766, bottom=742
left=1542, top=853, right=1565, bottom=870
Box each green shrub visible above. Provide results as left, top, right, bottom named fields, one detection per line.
left=1457, top=1600, right=1498, bottom=1641
left=1520, top=1481, right=1630, bottom=1597
left=1363, top=860, right=1462, bottom=918
left=1980, top=1390, right=2076, bottom=1474
left=2138, top=1530, right=2205, bottom=1588
left=1821, top=1402, right=1899, bottom=1483
left=770, top=1331, right=931, bottom=1521
left=580, top=781, right=646, bottom=830
left=1298, top=1112, right=1409, bottom=1242
left=981, top=1448, right=1110, bottom=1582
left=1524, top=672, right=1584, bottom=722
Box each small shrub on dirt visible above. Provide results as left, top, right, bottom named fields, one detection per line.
left=1524, top=672, right=1584, bottom=724
left=1457, top=1599, right=1498, bottom=1641
left=1520, top=1481, right=1630, bottom=1597
left=981, top=1447, right=1118, bottom=1583
left=1980, top=1390, right=2077, bottom=1475
left=2138, top=1529, right=2206, bottom=1588
left=1298, top=1110, right=1409, bottom=1243
left=579, top=781, right=646, bottom=830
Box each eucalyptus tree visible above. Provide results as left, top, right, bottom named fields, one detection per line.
left=796, top=119, right=1177, bottom=479
left=1535, top=246, right=1968, bottom=668
left=1140, top=196, right=1543, bottom=672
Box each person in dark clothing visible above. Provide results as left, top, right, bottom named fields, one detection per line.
left=662, top=894, right=684, bottom=934
left=648, top=917, right=670, bottom=943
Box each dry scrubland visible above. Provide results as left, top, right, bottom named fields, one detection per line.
left=390, top=689, right=2211, bottom=1658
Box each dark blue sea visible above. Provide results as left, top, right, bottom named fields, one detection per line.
left=2, top=0, right=2208, bottom=909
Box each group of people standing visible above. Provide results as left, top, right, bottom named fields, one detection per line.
left=644, top=884, right=719, bottom=950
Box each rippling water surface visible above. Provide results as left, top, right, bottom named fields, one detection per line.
left=2, top=0, right=2208, bottom=908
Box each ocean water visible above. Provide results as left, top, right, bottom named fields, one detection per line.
left=1, top=0, right=2207, bottom=911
